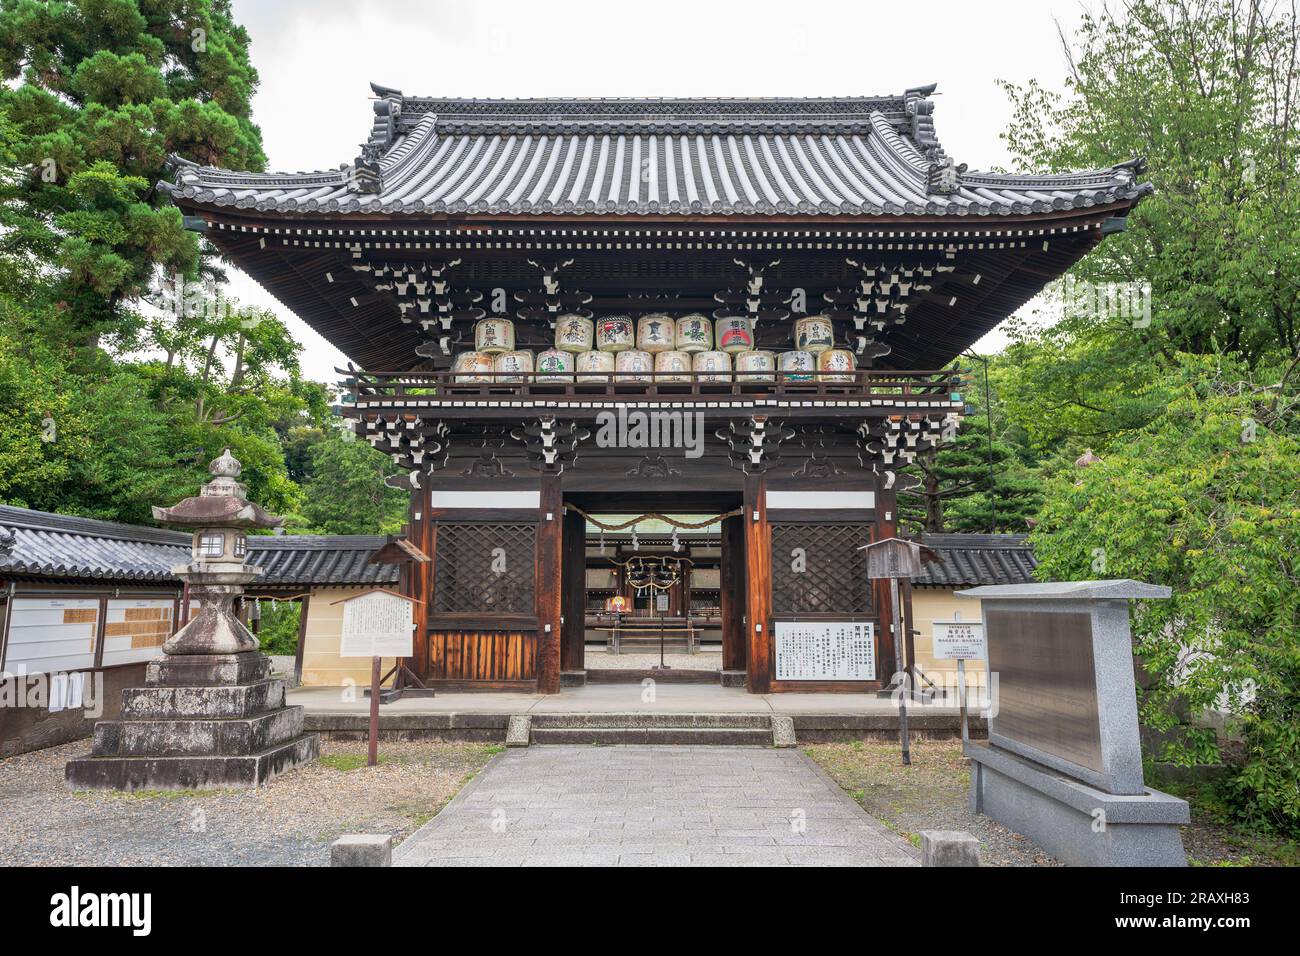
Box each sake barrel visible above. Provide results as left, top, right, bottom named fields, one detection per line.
left=715, top=316, right=755, bottom=354
left=778, top=350, right=816, bottom=382
left=694, top=350, right=732, bottom=383
left=452, top=350, right=494, bottom=384
left=474, top=317, right=515, bottom=354
left=636, top=314, right=675, bottom=353
left=793, top=315, right=835, bottom=354
left=654, top=350, right=692, bottom=383
left=735, top=349, right=776, bottom=382
left=535, top=348, right=575, bottom=383
left=674, top=314, right=713, bottom=353
left=554, top=314, right=594, bottom=353
left=616, top=349, right=654, bottom=383
left=494, top=349, right=534, bottom=384
left=576, top=349, right=615, bottom=383
left=594, top=315, right=635, bottom=352
left=817, top=348, right=857, bottom=383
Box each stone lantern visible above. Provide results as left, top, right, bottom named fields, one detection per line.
left=151, top=448, right=280, bottom=656
left=66, top=450, right=318, bottom=790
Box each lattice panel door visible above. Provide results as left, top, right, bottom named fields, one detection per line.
left=770, top=524, right=873, bottom=614
left=433, top=523, right=537, bottom=614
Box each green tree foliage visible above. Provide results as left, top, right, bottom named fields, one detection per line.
left=292, top=430, right=409, bottom=536
left=999, top=0, right=1300, bottom=372
left=900, top=358, right=1043, bottom=534
left=1031, top=357, right=1300, bottom=833
left=999, top=1, right=1300, bottom=835
left=0, top=0, right=264, bottom=340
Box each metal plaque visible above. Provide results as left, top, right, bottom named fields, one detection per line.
left=986, top=609, right=1103, bottom=773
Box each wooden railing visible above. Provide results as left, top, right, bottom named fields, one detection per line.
left=340, top=367, right=967, bottom=406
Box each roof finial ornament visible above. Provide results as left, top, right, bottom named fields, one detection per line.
left=210, top=447, right=241, bottom=478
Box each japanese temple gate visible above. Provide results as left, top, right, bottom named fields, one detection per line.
left=164, top=83, right=1150, bottom=694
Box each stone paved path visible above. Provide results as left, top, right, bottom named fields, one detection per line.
left=394, top=745, right=921, bottom=867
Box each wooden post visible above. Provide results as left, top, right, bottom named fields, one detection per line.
left=872, top=484, right=899, bottom=687
left=743, top=474, right=771, bottom=693
left=406, top=485, right=434, bottom=682
left=560, top=505, right=587, bottom=673
left=367, top=655, right=380, bottom=767
left=293, top=593, right=310, bottom=686
left=720, top=512, right=747, bottom=672
left=535, top=473, right=563, bottom=694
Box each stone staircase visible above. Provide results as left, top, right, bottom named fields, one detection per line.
left=525, top=712, right=787, bottom=746
left=65, top=652, right=319, bottom=790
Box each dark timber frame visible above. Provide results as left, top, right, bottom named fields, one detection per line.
left=163, top=84, right=1150, bottom=693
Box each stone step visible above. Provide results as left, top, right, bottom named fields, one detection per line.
left=529, top=726, right=772, bottom=746
left=530, top=712, right=770, bottom=730
left=92, top=706, right=305, bottom=758
left=121, top=679, right=285, bottom=720
left=66, top=734, right=320, bottom=791
left=585, top=668, right=719, bottom=684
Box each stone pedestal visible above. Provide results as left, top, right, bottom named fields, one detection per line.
left=955, top=580, right=1189, bottom=866
left=66, top=652, right=318, bottom=790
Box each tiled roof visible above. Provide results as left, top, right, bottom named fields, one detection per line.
left=0, top=505, right=189, bottom=582
left=162, top=84, right=1151, bottom=219
left=0, top=505, right=397, bottom=587
left=248, top=536, right=399, bottom=586
left=915, top=533, right=1037, bottom=587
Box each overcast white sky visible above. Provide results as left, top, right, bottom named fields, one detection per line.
left=223, top=0, right=1091, bottom=381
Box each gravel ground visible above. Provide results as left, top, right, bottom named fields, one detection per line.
left=585, top=649, right=722, bottom=670
left=805, top=739, right=1061, bottom=866
left=0, top=739, right=497, bottom=867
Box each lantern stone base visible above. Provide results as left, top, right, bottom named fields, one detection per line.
left=66, top=652, right=319, bottom=791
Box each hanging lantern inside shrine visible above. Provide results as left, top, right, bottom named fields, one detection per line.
left=474, top=317, right=515, bottom=354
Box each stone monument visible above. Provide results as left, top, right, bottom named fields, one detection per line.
left=957, top=580, right=1189, bottom=866
left=66, top=450, right=319, bottom=789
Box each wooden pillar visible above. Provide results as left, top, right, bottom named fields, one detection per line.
left=406, top=485, right=434, bottom=681
left=535, top=473, right=563, bottom=694
left=720, top=512, right=747, bottom=672
left=743, top=474, right=771, bottom=693
left=560, top=505, right=586, bottom=673
left=872, top=483, right=899, bottom=685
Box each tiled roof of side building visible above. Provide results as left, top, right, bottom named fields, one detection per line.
left=162, top=83, right=1152, bottom=219
left=915, top=533, right=1038, bottom=587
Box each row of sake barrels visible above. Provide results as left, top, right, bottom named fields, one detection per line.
left=477, top=314, right=844, bottom=357
left=452, top=347, right=856, bottom=383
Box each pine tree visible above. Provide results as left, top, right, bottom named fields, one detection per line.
left=0, top=0, right=265, bottom=341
